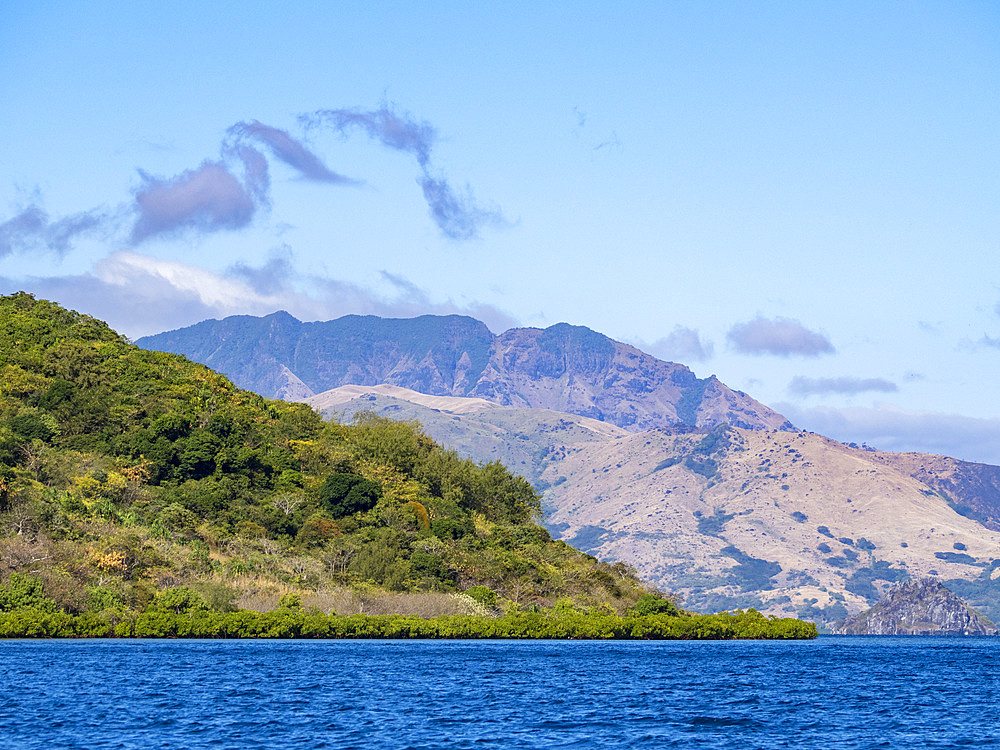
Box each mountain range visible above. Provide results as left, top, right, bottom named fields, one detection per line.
left=138, top=311, right=1000, bottom=629
left=137, top=312, right=792, bottom=433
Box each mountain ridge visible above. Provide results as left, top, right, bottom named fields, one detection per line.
left=138, top=311, right=794, bottom=434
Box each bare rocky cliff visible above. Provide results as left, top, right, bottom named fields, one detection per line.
left=836, top=579, right=997, bottom=635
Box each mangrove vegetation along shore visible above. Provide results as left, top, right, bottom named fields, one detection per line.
left=0, top=293, right=817, bottom=639
left=0, top=602, right=817, bottom=640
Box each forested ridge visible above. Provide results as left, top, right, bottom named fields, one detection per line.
left=0, top=293, right=814, bottom=639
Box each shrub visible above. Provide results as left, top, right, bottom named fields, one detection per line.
left=464, top=586, right=497, bottom=608
left=159, top=503, right=200, bottom=538
left=235, top=520, right=267, bottom=538
left=697, top=509, right=734, bottom=536
left=411, top=551, right=453, bottom=585
left=684, top=456, right=718, bottom=479
left=631, top=593, right=680, bottom=617
left=150, top=586, right=209, bottom=615
left=193, top=582, right=238, bottom=612
left=934, top=551, right=978, bottom=565
left=296, top=515, right=340, bottom=547
left=431, top=516, right=472, bottom=540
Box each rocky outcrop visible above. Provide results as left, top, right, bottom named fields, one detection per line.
left=137, top=313, right=793, bottom=434
left=836, top=579, right=997, bottom=636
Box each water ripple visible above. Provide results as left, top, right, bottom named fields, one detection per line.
left=1, top=637, right=999, bottom=748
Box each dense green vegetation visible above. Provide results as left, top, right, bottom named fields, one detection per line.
left=0, top=293, right=815, bottom=639
left=0, top=600, right=815, bottom=639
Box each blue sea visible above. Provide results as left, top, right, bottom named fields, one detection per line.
left=0, top=637, right=996, bottom=748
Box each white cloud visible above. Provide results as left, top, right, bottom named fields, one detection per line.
left=97, top=251, right=284, bottom=312
left=2, top=250, right=518, bottom=339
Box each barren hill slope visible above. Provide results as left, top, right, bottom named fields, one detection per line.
left=541, top=427, right=1000, bottom=627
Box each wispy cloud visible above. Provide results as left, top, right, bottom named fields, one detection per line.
left=1, top=103, right=506, bottom=255
left=129, top=118, right=357, bottom=244
left=0, top=204, right=109, bottom=258
left=789, top=376, right=898, bottom=397
left=727, top=316, right=834, bottom=357
left=227, top=121, right=354, bottom=184
left=307, top=106, right=436, bottom=167
left=418, top=175, right=505, bottom=241
left=304, top=106, right=508, bottom=239
left=593, top=132, right=623, bottom=153
left=981, top=335, right=1000, bottom=350
left=777, top=401, right=1000, bottom=466
left=642, top=326, right=714, bottom=363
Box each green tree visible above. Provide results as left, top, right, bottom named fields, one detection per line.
left=0, top=574, right=57, bottom=612
left=319, top=473, right=382, bottom=517
left=631, top=593, right=681, bottom=617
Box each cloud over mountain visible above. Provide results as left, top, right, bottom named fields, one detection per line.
left=727, top=316, right=834, bottom=357
left=0, top=250, right=516, bottom=339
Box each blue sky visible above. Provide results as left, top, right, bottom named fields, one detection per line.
left=3, top=1, right=1000, bottom=463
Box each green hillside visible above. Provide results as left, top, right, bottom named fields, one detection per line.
left=0, top=293, right=814, bottom=639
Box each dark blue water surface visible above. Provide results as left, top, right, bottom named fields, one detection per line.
left=1, top=637, right=998, bottom=748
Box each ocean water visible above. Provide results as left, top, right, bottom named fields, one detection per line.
left=0, top=637, right=996, bottom=749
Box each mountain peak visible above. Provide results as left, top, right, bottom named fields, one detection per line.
left=263, top=309, right=301, bottom=323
